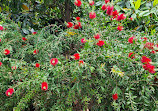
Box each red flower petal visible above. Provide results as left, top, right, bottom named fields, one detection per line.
left=6, top=88, right=14, bottom=96
left=41, top=82, right=48, bottom=91
left=73, top=53, right=80, bottom=60
left=35, top=63, right=40, bottom=68
left=89, top=12, right=96, bottom=19
left=4, top=49, right=10, bottom=55
left=50, top=58, right=58, bottom=66
left=96, top=40, right=104, bottom=47
left=74, top=0, right=82, bottom=7
left=112, top=93, right=118, bottom=100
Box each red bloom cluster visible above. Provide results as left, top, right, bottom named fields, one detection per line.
left=73, top=53, right=80, bottom=60
left=143, top=63, right=155, bottom=73
left=50, top=58, right=58, bottom=66
left=76, top=17, right=80, bottom=21
left=96, top=40, right=104, bottom=47
left=74, top=0, right=82, bottom=7
left=144, top=42, right=154, bottom=50
left=6, top=88, right=14, bottom=96
left=94, top=34, right=100, bottom=39
left=112, top=93, right=118, bottom=100
left=141, top=56, right=151, bottom=64
left=79, top=60, right=84, bottom=65
left=141, top=37, right=148, bottom=42
left=112, top=10, right=119, bottom=17
left=12, top=66, right=17, bottom=70
left=0, top=61, right=2, bottom=66
left=73, top=22, right=82, bottom=29
left=41, top=82, right=48, bottom=91
left=89, top=1, right=94, bottom=6
left=22, top=37, right=27, bottom=41
left=32, top=32, right=37, bottom=35
left=0, top=26, right=4, bottom=31
left=151, top=50, right=156, bottom=54
left=67, top=22, right=73, bottom=28
left=128, top=36, right=136, bottom=44
left=81, top=38, right=86, bottom=43
left=33, top=49, right=39, bottom=54
left=128, top=52, right=135, bottom=59
left=4, top=49, right=10, bottom=55
left=89, top=12, right=96, bottom=19
left=117, top=14, right=126, bottom=21
left=117, top=26, right=123, bottom=31
left=141, top=56, right=155, bottom=73
left=35, top=63, right=40, bottom=68
left=105, top=0, right=110, bottom=4
left=106, top=6, right=114, bottom=15
left=130, top=17, right=133, bottom=21
left=102, top=4, right=107, bottom=11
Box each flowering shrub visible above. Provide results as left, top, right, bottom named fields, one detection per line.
left=0, top=0, right=158, bottom=110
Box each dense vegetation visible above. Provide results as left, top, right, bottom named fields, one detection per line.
left=0, top=0, right=158, bottom=111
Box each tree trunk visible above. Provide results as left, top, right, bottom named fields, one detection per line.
left=65, top=0, right=71, bottom=22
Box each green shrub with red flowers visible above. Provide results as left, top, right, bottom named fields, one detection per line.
left=0, top=0, right=158, bottom=111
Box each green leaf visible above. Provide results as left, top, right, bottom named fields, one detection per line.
left=135, top=0, right=141, bottom=10
left=153, top=0, right=158, bottom=7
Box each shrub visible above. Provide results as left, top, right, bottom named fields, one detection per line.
left=0, top=1, right=158, bottom=111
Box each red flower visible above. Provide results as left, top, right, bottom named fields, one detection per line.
left=112, top=93, right=118, bottom=100
left=67, top=22, right=73, bottom=28
left=89, top=12, right=96, bottom=19
left=11, top=66, right=17, bottom=70
left=35, top=63, right=40, bottom=68
left=94, top=34, right=100, bottom=39
left=0, top=39, right=1, bottom=42
left=41, top=82, right=48, bottom=91
left=0, top=26, right=4, bottom=31
left=117, top=26, right=123, bottom=31
left=73, top=22, right=82, bottom=29
left=105, top=0, right=110, bottom=4
left=79, top=60, right=84, bottom=65
left=141, top=56, right=151, bottom=64
left=6, top=88, right=14, bottom=96
left=101, top=4, right=107, bottom=11
left=144, top=42, right=154, bottom=50
left=0, top=62, right=2, bottom=66
left=73, top=53, right=80, bottom=60
left=89, top=1, right=94, bottom=6
left=143, top=64, right=155, bottom=74
left=117, top=14, right=126, bottom=21
left=106, top=6, right=114, bottom=16
left=22, top=37, right=27, bottom=41
left=32, top=32, right=37, bottom=35
left=128, top=52, right=135, bottom=59
left=74, top=0, right=82, bottom=7
left=4, top=49, right=10, bottom=55
left=151, top=50, right=156, bottom=54
left=128, top=36, right=135, bottom=44
left=141, top=37, right=148, bottom=42
left=96, top=40, right=105, bottom=47
left=112, top=10, right=118, bottom=17
left=81, top=38, right=86, bottom=43
left=33, top=50, right=39, bottom=54
left=76, top=17, right=80, bottom=21
left=130, top=17, right=133, bottom=21
left=50, top=58, right=58, bottom=66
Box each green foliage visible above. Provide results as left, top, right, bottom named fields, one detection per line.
left=0, top=1, right=158, bottom=111
left=115, top=0, right=158, bottom=33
